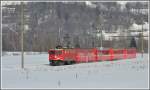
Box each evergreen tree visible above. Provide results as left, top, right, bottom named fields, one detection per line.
left=130, top=37, right=137, bottom=48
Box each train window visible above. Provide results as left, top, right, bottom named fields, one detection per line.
left=49, top=51, right=55, bottom=54
left=49, top=51, right=62, bottom=55
left=56, top=51, right=62, bottom=55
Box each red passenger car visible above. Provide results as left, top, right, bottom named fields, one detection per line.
left=48, top=48, right=136, bottom=66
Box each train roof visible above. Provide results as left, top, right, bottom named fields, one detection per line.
left=49, top=48, right=97, bottom=50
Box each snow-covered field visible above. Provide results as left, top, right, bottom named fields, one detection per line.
left=1, top=53, right=149, bottom=89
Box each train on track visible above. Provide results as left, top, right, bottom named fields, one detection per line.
left=48, top=48, right=136, bottom=66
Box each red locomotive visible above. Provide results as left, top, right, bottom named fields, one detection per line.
left=48, top=48, right=136, bottom=66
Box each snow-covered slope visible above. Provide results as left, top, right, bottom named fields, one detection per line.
left=1, top=53, right=149, bottom=89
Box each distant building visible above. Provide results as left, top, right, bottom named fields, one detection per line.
left=129, top=22, right=149, bottom=40
left=97, top=22, right=149, bottom=41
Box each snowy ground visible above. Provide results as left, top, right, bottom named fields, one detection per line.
left=1, top=53, right=149, bottom=89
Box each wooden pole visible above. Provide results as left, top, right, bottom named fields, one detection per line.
left=21, top=2, right=24, bottom=69
left=141, top=24, right=144, bottom=57
left=100, top=29, right=103, bottom=49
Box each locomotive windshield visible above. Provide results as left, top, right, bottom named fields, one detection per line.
left=49, top=50, right=62, bottom=55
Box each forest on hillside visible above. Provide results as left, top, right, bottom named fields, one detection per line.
left=2, top=2, right=148, bottom=52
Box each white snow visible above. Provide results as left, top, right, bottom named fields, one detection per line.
left=2, top=51, right=47, bottom=56
left=1, top=53, right=149, bottom=89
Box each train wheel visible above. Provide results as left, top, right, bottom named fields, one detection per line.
left=50, top=60, right=74, bottom=66
left=58, top=60, right=65, bottom=65
left=68, top=61, right=72, bottom=65
left=50, top=60, right=55, bottom=66
left=64, top=61, right=68, bottom=65
left=53, top=61, right=59, bottom=66
left=72, top=61, right=76, bottom=64
left=50, top=60, right=60, bottom=66
left=65, top=61, right=76, bottom=65
left=52, top=60, right=64, bottom=66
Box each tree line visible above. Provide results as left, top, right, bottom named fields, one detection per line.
left=2, top=2, right=148, bottom=52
